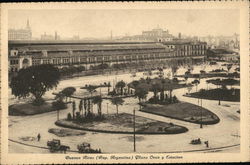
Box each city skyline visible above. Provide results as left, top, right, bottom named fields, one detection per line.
left=8, top=9, right=239, bottom=39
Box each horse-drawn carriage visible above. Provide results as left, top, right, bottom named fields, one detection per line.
left=47, top=139, right=70, bottom=153
left=77, top=142, right=101, bottom=153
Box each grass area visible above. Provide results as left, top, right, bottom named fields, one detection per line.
left=55, top=113, right=188, bottom=134
left=140, top=102, right=220, bottom=125
left=186, top=88, right=240, bottom=102
left=9, top=102, right=66, bottom=116
left=48, top=128, right=86, bottom=137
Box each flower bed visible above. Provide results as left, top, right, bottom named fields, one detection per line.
left=55, top=113, right=188, bottom=134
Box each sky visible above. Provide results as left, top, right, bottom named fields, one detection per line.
left=8, top=9, right=239, bottom=39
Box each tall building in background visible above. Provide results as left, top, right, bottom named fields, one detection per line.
left=121, top=27, right=174, bottom=41
left=8, top=20, right=32, bottom=40
left=41, top=31, right=60, bottom=40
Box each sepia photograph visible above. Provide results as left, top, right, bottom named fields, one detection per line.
left=1, top=1, right=249, bottom=164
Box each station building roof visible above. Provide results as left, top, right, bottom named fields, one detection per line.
left=9, top=40, right=166, bottom=52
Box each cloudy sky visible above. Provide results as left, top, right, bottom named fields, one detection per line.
left=8, top=9, right=239, bottom=39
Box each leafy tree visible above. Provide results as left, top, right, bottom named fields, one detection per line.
left=115, top=80, right=126, bottom=95
left=92, top=96, right=103, bottom=117
left=111, top=97, right=124, bottom=115
left=85, top=85, right=98, bottom=97
left=151, top=83, right=161, bottom=100
left=135, top=87, right=148, bottom=103
left=61, top=87, right=76, bottom=102
left=10, top=64, right=60, bottom=105
left=184, top=76, right=188, bottom=83
left=131, top=80, right=139, bottom=88
left=171, top=65, right=178, bottom=77
left=227, top=64, right=232, bottom=73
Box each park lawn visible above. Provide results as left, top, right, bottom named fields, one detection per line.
left=140, top=102, right=220, bottom=125
left=48, top=128, right=86, bottom=137
left=9, top=102, right=57, bottom=116
left=55, top=113, right=188, bottom=134
left=187, top=88, right=240, bottom=102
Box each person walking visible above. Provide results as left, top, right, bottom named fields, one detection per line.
left=37, top=133, right=41, bottom=141
left=205, top=141, right=209, bottom=148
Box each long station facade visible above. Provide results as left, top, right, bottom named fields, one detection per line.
left=8, top=40, right=207, bottom=73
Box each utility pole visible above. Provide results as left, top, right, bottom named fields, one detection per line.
left=57, top=109, right=59, bottom=121
left=200, top=98, right=203, bottom=128
left=133, top=109, right=136, bottom=152
left=107, top=103, right=109, bottom=114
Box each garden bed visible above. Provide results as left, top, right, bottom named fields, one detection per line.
left=185, top=88, right=240, bottom=102
left=9, top=102, right=67, bottom=116
left=48, top=128, right=86, bottom=137
left=140, top=102, right=220, bottom=125
left=55, top=113, right=188, bottom=134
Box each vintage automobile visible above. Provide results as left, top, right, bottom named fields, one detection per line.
left=47, top=139, right=70, bottom=153
left=190, top=138, right=202, bottom=145
left=77, top=142, right=101, bottom=153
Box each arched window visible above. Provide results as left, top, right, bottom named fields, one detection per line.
left=23, top=58, right=29, bottom=64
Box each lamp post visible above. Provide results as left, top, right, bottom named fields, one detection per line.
left=200, top=98, right=203, bottom=128
left=57, top=109, right=59, bottom=121
left=133, top=109, right=136, bottom=152
left=106, top=103, right=109, bottom=115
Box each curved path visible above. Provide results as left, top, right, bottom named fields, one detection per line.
left=8, top=138, right=240, bottom=154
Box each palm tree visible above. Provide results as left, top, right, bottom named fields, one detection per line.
left=83, top=98, right=87, bottom=117
left=192, top=79, right=200, bottom=92
left=187, top=85, right=193, bottom=94
left=87, top=99, right=91, bottom=116
left=92, top=96, right=103, bottom=117
left=72, top=101, right=76, bottom=120
left=85, top=85, right=97, bottom=97
left=184, top=76, right=188, bottom=84
left=115, top=80, right=126, bottom=95
left=79, top=99, right=83, bottom=117
left=111, top=97, right=124, bottom=115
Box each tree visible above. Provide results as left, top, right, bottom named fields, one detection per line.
left=192, top=79, right=200, bottom=92
left=72, top=101, right=76, bottom=119
left=184, top=76, right=188, bottom=84
left=227, top=64, right=232, bottom=73
left=85, top=85, right=97, bottom=96
left=79, top=99, right=83, bottom=117
left=111, top=97, right=124, bottom=115
left=61, top=87, right=76, bottom=102
left=171, top=65, right=178, bottom=77
left=92, top=96, right=103, bottom=117
left=115, top=80, right=126, bottom=95
left=187, top=85, right=193, bottom=94
left=10, top=64, right=60, bottom=105
left=135, top=87, right=148, bottom=108
left=83, top=99, right=87, bottom=117
left=151, top=83, right=161, bottom=100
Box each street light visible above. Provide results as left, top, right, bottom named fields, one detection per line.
left=106, top=103, right=109, bottom=114
left=133, top=109, right=136, bottom=152
left=200, top=98, right=203, bottom=129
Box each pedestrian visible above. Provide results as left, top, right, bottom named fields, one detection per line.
left=37, top=133, right=41, bottom=141
left=205, top=141, right=209, bottom=148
